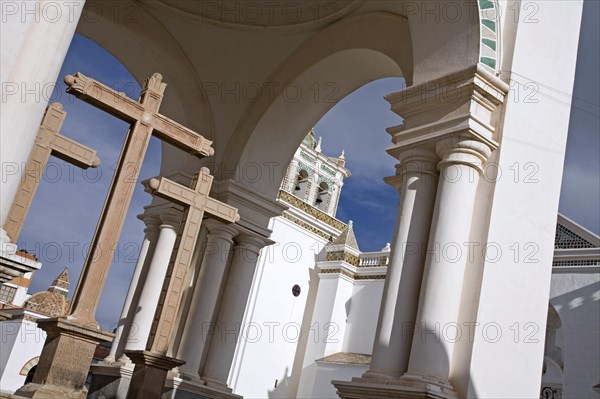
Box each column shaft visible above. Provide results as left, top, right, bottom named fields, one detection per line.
left=177, top=221, right=237, bottom=380
left=127, top=213, right=180, bottom=352
left=367, top=149, right=438, bottom=379
left=200, top=235, right=265, bottom=390
left=107, top=216, right=160, bottom=362
left=1, top=1, right=84, bottom=227
left=405, top=136, right=492, bottom=386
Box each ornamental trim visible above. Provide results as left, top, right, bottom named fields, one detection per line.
left=300, top=151, right=317, bottom=165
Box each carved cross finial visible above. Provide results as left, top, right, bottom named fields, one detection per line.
left=143, top=73, right=166, bottom=94
left=64, top=72, right=89, bottom=95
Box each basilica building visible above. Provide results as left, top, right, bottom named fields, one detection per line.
left=1, top=133, right=598, bottom=399
left=0, top=1, right=595, bottom=398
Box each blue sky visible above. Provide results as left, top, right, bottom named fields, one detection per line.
left=17, top=4, right=599, bottom=329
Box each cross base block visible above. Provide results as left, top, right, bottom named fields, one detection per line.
left=14, top=318, right=114, bottom=398
left=124, top=350, right=185, bottom=399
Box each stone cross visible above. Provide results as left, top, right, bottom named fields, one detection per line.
left=16, top=73, right=220, bottom=399
left=124, top=168, right=239, bottom=399
left=142, top=168, right=239, bottom=354
left=64, top=72, right=214, bottom=328
left=4, top=102, right=100, bottom=242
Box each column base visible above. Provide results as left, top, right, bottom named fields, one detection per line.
left=360, top=370, right=402, bottom=382
left=165, top=376, right=242, bottom=399
left=398, top=373, right=457, bottom=397
left=88, top=361, right=134, bottom=399
left=177, top=370, right=206, bottom=385
left=203, top=377, right=233, bottom=393
left=334, top=374, right=458, bottom=399
left=124, top=350, right=185, bottom=399
left=14, top=317, right=114, bottom=398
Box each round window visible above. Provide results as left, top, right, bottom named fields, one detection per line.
left=292, top=284, right=301, bottom=297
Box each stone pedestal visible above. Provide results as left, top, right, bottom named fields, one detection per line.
left=124, top=350, right=185, bottom=399
left=334, top=379, right=457, bottom=399
left=14, top=317, right=114, bottom=399
left=87, top=362, right=134, bottom=399
left=163, top=377, right=243, bottom=399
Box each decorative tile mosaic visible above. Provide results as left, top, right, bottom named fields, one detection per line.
left=278, top=190, right=346, bottom=231
left=478, top=0, right=499, bottom=71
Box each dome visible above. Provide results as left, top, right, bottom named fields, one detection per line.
left=22, top=290, right=70, bottom=318
left=21, top=267, right=70, bottom=318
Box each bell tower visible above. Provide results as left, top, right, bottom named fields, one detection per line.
left=280, top=129, right=350, bottom=218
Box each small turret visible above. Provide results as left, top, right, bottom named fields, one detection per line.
left=315, top=136, right=323, bottom=152
left=47, top=267, right=69, bottom=296
left=325, top=220, right=360, bottom=266
left=337, top=150, right=346, bottom=167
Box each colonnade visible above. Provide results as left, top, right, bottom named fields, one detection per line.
left=344, top=66, right=508, bottom=398
left=106, top=204, right=269, bottom=394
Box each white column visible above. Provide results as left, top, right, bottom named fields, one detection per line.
left=366, top=148, right=438, bottom=380
left=105, top=215, right=160, bottom=362
left=1, top=1, right=84, bottom=229
left=126, top=209, right=180, bottom=352
left=177, top=221, right=238, bottom=381
left=402, top=135, right=493, bottom=390
left=200, top=234, right=266, bottom=391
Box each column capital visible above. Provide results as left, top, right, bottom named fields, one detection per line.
left=159, top=208, right=182, bottom=229
left=234, top=233, right=269, bottom=257
left=139, top=203, right=184, bottom=230
left=385, top=65, right=506, bottom=160
left=204, top=219, right=239, bottom=243
left=384, top=147, right=438, bottom=191
left=140, top=214, right=161, bottom=234
left=436, top=134, right=494, bottom=175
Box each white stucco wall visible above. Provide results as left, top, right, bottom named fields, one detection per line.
left=549, top=269, right=600, bottom=399
left=469, top=2, right=584, bottom=397
left=296, top=270, right=354, bottom=398
left=230, top=212, right=387, bottom=398
left=0, top=319, right=45, bottom=393
left=341, top=280, right=385, bottom=355
left=230, top=217, right=328, bottom=398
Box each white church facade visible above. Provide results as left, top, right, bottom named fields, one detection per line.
left=1, top=133, right=598, bottom=398
left=0, top=1, right=596, bottom=398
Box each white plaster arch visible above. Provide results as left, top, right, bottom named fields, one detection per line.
left=72, top=1, right=493, bottom=212
left=221, top=11, right=411, bottom=197
left=232, top=48, right=403, bottom=200
left=221, top=0, right=495, bottom=199
left=404, top=0, right=485, bottom=82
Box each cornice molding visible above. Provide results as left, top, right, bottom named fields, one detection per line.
left=385, top=65, right=507, bottom=160
left=211, top=179, right=287, bottom=238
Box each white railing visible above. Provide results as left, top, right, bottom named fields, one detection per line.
left=358, top=251, right=390, bottom=267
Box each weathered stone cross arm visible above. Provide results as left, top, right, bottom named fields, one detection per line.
left=4, top=102, right=100, bottom=242
left=145, top=170, right=240, bottom=224
left=49, top=132, right=100, bottom=168
left=64, top=72, right=214, bottom=157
